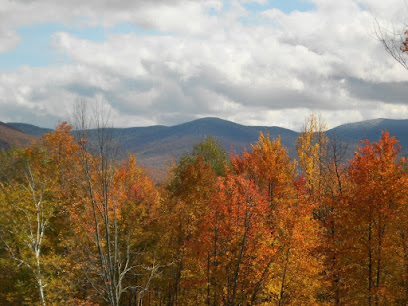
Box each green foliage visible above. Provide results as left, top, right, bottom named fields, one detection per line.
left=179, top=136, right=228, bottom=175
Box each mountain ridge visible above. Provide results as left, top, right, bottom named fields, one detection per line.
left=6, top=117, right=408, bottom=181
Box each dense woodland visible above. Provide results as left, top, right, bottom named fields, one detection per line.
left=1, top=113, right=408, bottom=305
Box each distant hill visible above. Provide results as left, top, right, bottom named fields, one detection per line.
left=327, top=118, right=408, bottom=155
left=5, top=117, right=408, bottom=181
left=0, top=122, right=36, bottom=150
left=7, top=122, right=53, bottom=136
left=5, top=117, right=298, bottom=181
left=110, top=117, right=298, bottom=179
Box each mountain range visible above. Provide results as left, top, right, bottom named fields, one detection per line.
left=2, top=117, right=407, bottom=181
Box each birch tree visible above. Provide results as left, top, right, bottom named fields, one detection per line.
left=0, top=147, right=56, bottom=305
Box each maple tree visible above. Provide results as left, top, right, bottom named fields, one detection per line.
left=228, top=132, right=323, bottom=304
left=3, top=112, right=408, bottom=305
left=151, top=136, right=229, bottom=304
left=342, top=131, right=408, bottom=305
left=295, top=115, right=350, bottom=304
left=231, top=132, right=295, bottom=200
left=197, top=171, right=273, bottom=305
left=160, top=155, right=219, bottom=304
left=312, top=136, right=349, bottom=305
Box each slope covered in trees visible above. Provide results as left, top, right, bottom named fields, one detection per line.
left=0, top=122, right=35, bottom=150
left=1, top=114, right=408, bottom=305
left=7, top=117, right=408, bottom=182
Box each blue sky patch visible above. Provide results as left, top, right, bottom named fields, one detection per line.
left=243, top=0, right=315, bottom=14
left=0, top=1, right=315, bottom=70
left=0, top=23, right=98, bottom=70
left=0, top=22, right=172, bottom=70
left=239, top=0, right=316, bottom=27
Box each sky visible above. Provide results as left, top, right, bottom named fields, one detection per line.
left=1, top=0, right=408, bottom=130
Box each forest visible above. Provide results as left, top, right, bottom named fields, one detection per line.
left=0, top=113, right=408, bottom=305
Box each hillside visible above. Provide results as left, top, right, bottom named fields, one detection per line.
left=7, top=122, right=53, bottom=136
left=113, top=117, right=298, bottom=175
left=327, top=118, right=408, bottom=156
left=6, top=117, right=408, bottom=181
left=0, top=122, right=36, bottom=150
left=7, top=118, right=298, bottom=181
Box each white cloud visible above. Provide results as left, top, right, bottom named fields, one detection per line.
left=0, top=27, right=20, bottom=53
left=1, top=0, right=408, bottom=129
left=240, top=0, right=269, bottom=3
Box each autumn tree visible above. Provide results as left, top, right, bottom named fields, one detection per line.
left=295, top=114, right=358, bottom=304
left=343, top=131, right=407, bottom=304
left=315, top=136, right=350, bottom=305
left=197, top=171, right=274, bottom=305
left=108, top=155, right=161, bottom=305
left=232, top=133, right=295, bottom=200
left=65, top=101, right=161, bottom=305
left=390, top=165, right=408, bottom=304
left=0, top=144, right=59, bottom=305
left=159, top=137, right=226, bottom=304
left=296, top=113, right=328, bottom=198
left=231, top=132, right=323, bottom=304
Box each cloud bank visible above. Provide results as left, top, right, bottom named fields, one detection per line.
left=1, top=0, right=408, bottom=130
